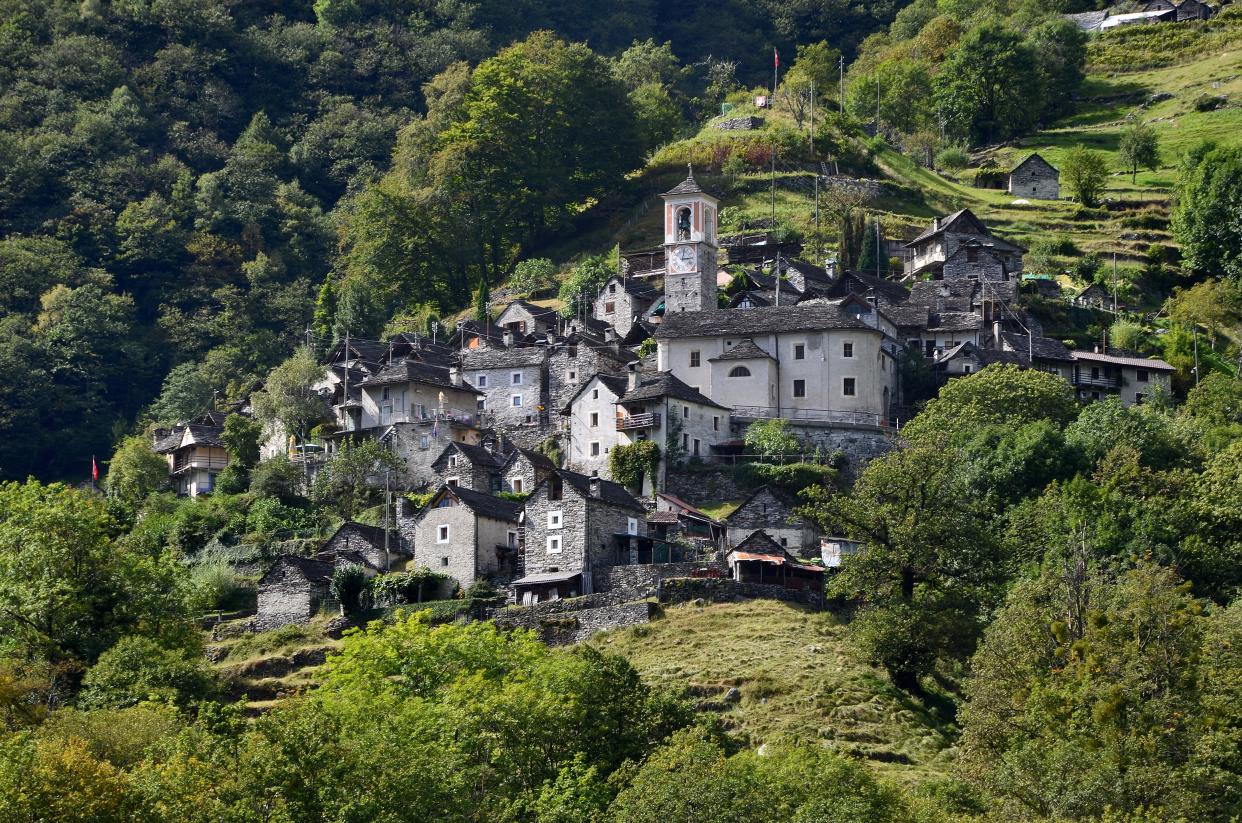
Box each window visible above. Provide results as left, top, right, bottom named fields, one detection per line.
left=967, top=247, right=978, bottom=263
left=591, top=388, right=599, bottom=400
left=843, top=377, right=856, bottom=396
left=512, top=478, right=523, bottom=494
left=419, top=436, right=430, bottom=450
left=793, top=379, right=806, bottom=398
left=547, top=511, right=563, bottom=529
left=605, top=301, right=616, bottom=314
left=547, top=535, right=562, bottom=554
left=382, top=387, right=390, bottom=401
left=728, top=366, right=751, bottom=378
left=842, top=342, right=854, bottom=358
left=511, top=372, right=522, bottom=386
left=1136, top=369, right=1149, bottom=383
left=507, top=531, right=519, bottom=548
left=477, top=374, right=488, bottom=388
left=448, top=456, right=459, bottom=468
left=780, top=537, right=788, bottom=547
left=609, top=283, right=617, bottom=294
left=512, top=395, right=523, bottom=407
left=590, top=412, right=599, bottom=427
left=590, top=442, right=600, bottom=457
left=693, top=438, right=700, bottom=456
left=794, top=343, right=805, bottom=360
left=440, top=557, right=449, bottom=567
left=548, top=480, right=562, bottom=501
left=437, top=525, right=450, bottom=543
left=682, top=433, right=689, bottom=450
left=477, top=398, right=486, bottom=411
left=690, top=350, right=701, bottom=368
left=963, top=365, right=972, bottom=374
left=712, top=416, right=719, bottom=431
left=568, top=371, right=576, bottom=382
left=627, top=517, right=638, bottom=535
left=925, top=340, right=935, bottom=357
left=447, top=477, right=459, bottom=487
left=683, top=405, right=690, bottom=419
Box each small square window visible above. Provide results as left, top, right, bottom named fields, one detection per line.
left=843, top=342, right=854, bottom=358
left=609, top=283, right=617, bottom=294
left=547, top=535, right=562, bottom=553
left=690, top=351, right=701, bottom=367
left=591, top=389, right=599, bottom=400
left=1136, top=369, right=1149, bottom=383
left=627, top=517, right=638, bottom=535
left=683, top=405, right=690, bottom=419
left=590, top=412, right=599, bottom=427
left=590, top=442, right=600, bottom=457
left=793, top=379, right=806, bottom=398
left=512, top=478, right=523, bottom=494
left=512, top=395, right=522, bottom=407
left=477, top=374, right=488, bottom=388
left=512, top=372, right=522, bottom=386
left=605, top=301, right=616, bottom=314
left=548, top=510, right=563, bottom=529
left=568, top=371, right=576, bottom=381
left=437, top=525, right=450, bottom=543
left=843, top=377, right=856, bottom=397
left=440, top=556, right=449, bottom=566
left=794, top=343, right=805, bottom=360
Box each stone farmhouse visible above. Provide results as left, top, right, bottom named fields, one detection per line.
left=408, top=485, right=522, bottom=590
left=727, top=529, right=826, bottom=593
left=514, top=469, right=647, bottom=603
left=322, top=521, right=405, bottom=572
left=461, top=344, right=549, bottom=443
left=499, top=445, right=557, bottom=495
left=724, top=486, right=821, bottom=556
left=594, top=274, right=659, bottom=339
left=903, top=208, right=1024, bottom=280
left=1070, top=347, right=1175, bottom=405
left=431, top=440, right=509, bottom=492
left=562, top=373, right=630, bottom=478
left=1008, top=153, right=1060, bottom=200
left=254, top=555, right=335, bottom=631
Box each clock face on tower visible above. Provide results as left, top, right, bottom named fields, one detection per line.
left=669, top=245, right=696, bottom=273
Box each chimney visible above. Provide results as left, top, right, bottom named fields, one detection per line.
left=502, top=329, right=514, bottom=348
left=589, top=475, right=601, bottom=498
left=825, top=258, right=837, bottom=280
left=933, top=216, right=941, bottom=231
left=1093, top=343, right=1102, bottom=354
left=604, top=327, right=616, bottom=343
left=627, top=360, right=641, bottom=392
left=993, top=320, right=1003, bottom=346
left=449, top=365, right=462, bottom=387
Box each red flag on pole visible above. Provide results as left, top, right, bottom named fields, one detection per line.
left=774, top=48, right=779, bottom=69
left=91, top=455, right=99, bottom=483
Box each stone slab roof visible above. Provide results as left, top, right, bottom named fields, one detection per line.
left=461, top=346, right=547, bottom=370
left=617, top=371, right=730, bottom=410
left=654, top=304, right=872, bottom=339
left=361, top=358, right=483, bottom=394
left=556, top=469, right=645, bottom=512
left=709, top=338, right=774, bottom=362
left=1070, top=350, right=1175, bottom=371
left=442, top=485, right=522, bottom=522
left=1000, top=332, right=1075, bottom=362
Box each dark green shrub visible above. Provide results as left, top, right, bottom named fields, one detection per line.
left=736, top=462, right=837, bottom=493
left=331, top=565, right=369, bottom=615
left=78, top=636, right=218, bottom=709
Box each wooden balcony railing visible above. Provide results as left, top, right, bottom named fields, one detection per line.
left=617, top=412, right=660, bottom=431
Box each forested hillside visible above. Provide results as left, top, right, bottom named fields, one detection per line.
left=0, top=0, right=909, bottom=481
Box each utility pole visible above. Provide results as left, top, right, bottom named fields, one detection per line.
left=1193, top=326, right=1200, bottom=386
left=812, top=77, right=820, bottom=262
left=1111, top=252, right=1118, bottom=315
left=875, top=73, right=881, bottom=136
left=838, top=54, right=844, bottom=112
left=383, top=471, right=392, bottom=572
left=875, top=218, right=882, bottom=276
left=771, top=47, right=778, bottom=231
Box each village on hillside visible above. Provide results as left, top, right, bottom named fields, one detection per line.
left=156, top=168, right=1179, bottom=642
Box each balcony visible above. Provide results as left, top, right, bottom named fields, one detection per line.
left=617, top=412, right=661, bottom=431
left=375, top=408, right=481, bottom=427
left=1073, top=374, right=1120, bottom=390
left=171, top=455, right=229, bottom=474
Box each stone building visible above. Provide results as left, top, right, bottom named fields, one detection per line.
left=409, top=485, right=522, bottom=590
left=661, top=167, right=719, bottom=314
left=378, top=419, right=484, bottom=489
left=496, top=299, right=560, bottom=338
left=1069, top=348, right=1175, bottom=406
left=546, top=338, right=635, bottom=420
left=1008, top=153, right=1060, bottom=200
left=727, top=529, right=825, bottom=593
left=615, top=365, right=732, bottom=493
left=998, top=333, right=1077, bottom=381
left=430, top=441, right=508, bottom=492
left=348, top=358, right=483, bottom=434
left=941, top=239, right=1013, bottom=282
left=724, top=486, right=820, bottom=556
left=461, top=344, right=549, bottom=443
left=654, top=304, right=896, bottom=427
left=563, top=373, right=629, bottom=479
left=322, top=521, right=405, bottom=572
left=594, top=275, right=659, bottom=338
left=499, top=446, right=558, bottom=495
left=513, top=469, right=646, bottom=603
left=254, top=555, right=334, bottom=631
left=903, top=208, right=1024, bottom=279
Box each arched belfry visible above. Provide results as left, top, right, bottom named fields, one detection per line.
left=661, top=164, right=718, bottom=313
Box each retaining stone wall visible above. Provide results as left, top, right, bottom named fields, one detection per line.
left=665, top=467, right=743, bottom=505
left=659, top=577, right=823, bottom=608
left=714, top=115, right=764, bottom=131
left=491, top=599, right=655, bottom=644
left=599, top=560, right=726, bottom=598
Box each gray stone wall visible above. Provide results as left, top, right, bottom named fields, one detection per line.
left=523, top=483, right=590, bottom=578
left=413, top=504, right=478, bottom=588
left=254, top=566, right=328, bottom=632
left=1008, top=165, right=1059, bottom=200
left=548, top=345, right=630, bottom=422
left=665, top=467, right=744, bottom=505
left=942, top=252, right=1007, bottom=282
left=658, top=577, right=823, bottom=608
left=387, top=422, right=478, bottom=489
left=500, top=455, right=538, bottom=495
left=491, top=599, right=655, bottom=645
left=713, top=115, right=764, bottom=131
left=598, top=560, right=726, bottom=598
left=778, top=424, right=894, bottom=480
left=823, top=176, right=882, bottom=202
left=326, top=528, right=401, bottom=570
left=587, top=498, right=644, bottom=575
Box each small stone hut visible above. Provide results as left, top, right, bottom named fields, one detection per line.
left=1008, top=153, right=1060, bottom=200
left=254, top=555, right=335, bottom=631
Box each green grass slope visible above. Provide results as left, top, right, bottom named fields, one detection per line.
left=590, top=600, right=958, bottom=783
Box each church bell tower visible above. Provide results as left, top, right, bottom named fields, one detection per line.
left=661, top=165, right=718, bottom=314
